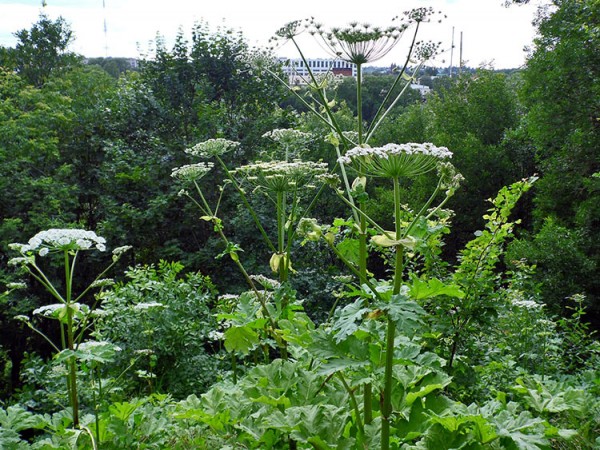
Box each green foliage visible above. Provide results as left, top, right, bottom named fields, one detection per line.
left=94, top=261, right=224, bottom=397
left=516, top=0, right=600, bottom=322
left=507, top=218, right=596, bottom=315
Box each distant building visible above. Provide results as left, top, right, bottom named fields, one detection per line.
left=409, top=83, right=431, bottom=96
left=279, top=58, right=357, bottom=84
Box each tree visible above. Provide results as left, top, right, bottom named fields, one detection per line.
left=0, top=13, right=80, bottom=87
left=511, top=0, right=600, bottom=318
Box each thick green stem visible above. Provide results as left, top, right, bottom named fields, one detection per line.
left=356, top=64, right=364, bottom=144
left=64, top=250, right=79, bottom=427
left=359, top=207, right=372, bottom=424
left=277, top=191, right=288, bottom=283
left=356, top=63, right=372, bottom=422
left=381, top=316, right=396, bottom=450
left=382, top=178, right=405, bottom=450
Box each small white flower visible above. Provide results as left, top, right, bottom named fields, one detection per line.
left=78, top=340, right=121, bottom=352
left=8, top=243, right=28, bottom=252
left=134, top=349, right=155, bottom=355
left=7, top=282, right=27, bottom=290
left=38, top=247, right=49, bottom=257
left=76, top=239, right=92, bottom=249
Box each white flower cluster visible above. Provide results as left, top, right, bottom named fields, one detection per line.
left=207, top=330, right=225, bottom=341
left=511, top=298, right=544, bottom=310
left=111, top=245, right=132, bottom=262
left=311, top=20, right=409, bottom=65
left=185, top=139, right=240, bottom=158
left=33, top=304, right=65, bottom=317
left=233, top=160, right=328, bottom=193
left=133, top=302, right=166, bottom=311
left=112, top=245, right=132, bottom=257
left=33, top=303, right=86, bottom=318
left=171, top=162, right=214, bottom=181
left=10, top=229, right=107, bottom=256
left=78, top=340, right=122, bottom=352
left=339, top=143, right=452, bottom=164
left=249, top=274, right=281, bottom=289
left=90, top=278, right=115, bottom=289
left=338, top=143, right=452, bottom=179
left=262, top=128, right=311, bottom=143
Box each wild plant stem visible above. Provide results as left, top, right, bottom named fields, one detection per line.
left=64, top=250, right=79, bottom=427
left=337, top=372, right=365, bottom=440
left=216, top=156, right=277, bottom=253
left=356, top=64, right=364, bottom=144
left=382, top=177, right=405, bottom=450
left=366, top=22, right=421, bottom=143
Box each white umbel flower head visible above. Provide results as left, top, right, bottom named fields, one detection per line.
left=171, top=162, right=214, bottom=181
left=185, top=139, right=240, bottom=158
left=10, top=229, right=107, bottom=257
left=338, top=143, right=452, bottom=179
left=262, top=129, right=312, bottom=145
left=232, top=159, right=328, bottom=194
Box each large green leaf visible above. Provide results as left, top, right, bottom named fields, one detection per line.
left=408, top=276, right=465, bottom=300
left=223, top=325, right=259, bottom=354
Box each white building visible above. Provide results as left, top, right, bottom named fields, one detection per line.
left=409, top=83, right=431, bottom=96
left=279, top=58, right=357, bottom=84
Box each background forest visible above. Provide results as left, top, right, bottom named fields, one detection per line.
left=0, top=0, right=598, bottom=448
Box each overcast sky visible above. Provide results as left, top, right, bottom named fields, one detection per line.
left=0, top=0, right=550, bottom=69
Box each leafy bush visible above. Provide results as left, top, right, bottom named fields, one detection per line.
left=93, top=261, right=225, bottom=398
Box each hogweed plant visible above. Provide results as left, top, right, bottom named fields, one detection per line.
left=8, top=229, right=130, bottom=429
left=333, top=143, right=458, bottom=448
left=174, top=137, right=328, bottom=362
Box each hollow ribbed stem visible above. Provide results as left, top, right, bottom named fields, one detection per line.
left=382, top=177, right=404, bottom=450
left=64, top=250, right=79, bottom=427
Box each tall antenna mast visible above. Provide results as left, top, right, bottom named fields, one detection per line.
left=459, top=31, right=463, bottom=74
left=103, top=0, right=108, bottom=57
left=449, top=26, right=455, bottom=77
